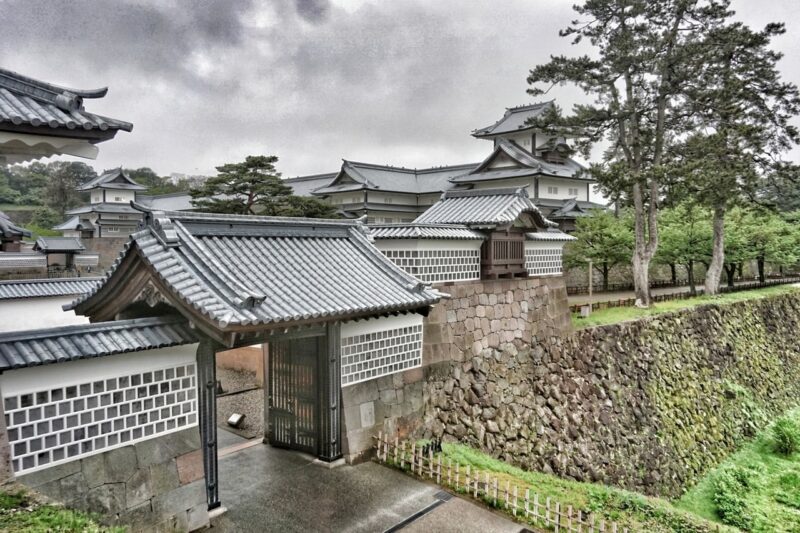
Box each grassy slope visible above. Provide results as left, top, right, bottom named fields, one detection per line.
left=676, top=408, right=800, bottom=532
left=433, top=443, right=730, bottom=532
left=0, top=488, right=123, bottom=532
left=572, top=284, right=800, bottom=329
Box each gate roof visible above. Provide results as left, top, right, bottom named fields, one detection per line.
left=68, top=207, right=443, bottom=345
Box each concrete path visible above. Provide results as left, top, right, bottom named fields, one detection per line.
left=209, top=441, right=523, bottom=533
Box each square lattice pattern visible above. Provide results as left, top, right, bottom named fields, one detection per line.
left=341, top=323, right=423, bottom=386
left=382, top=249, right=480, bottom=283
left=525, top=247, right=563, bottom=276
left=4, top=362, right=197, bottom=474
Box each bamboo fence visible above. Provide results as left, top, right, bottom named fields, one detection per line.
left=374, top=432, right=631, bottom=533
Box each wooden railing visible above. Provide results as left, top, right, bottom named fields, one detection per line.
left=374, top=433, right=639, bottom=533
left=568, top=277, right=800, bottom=314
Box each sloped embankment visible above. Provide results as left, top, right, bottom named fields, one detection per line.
left=424, top=291, right=800, bottom=497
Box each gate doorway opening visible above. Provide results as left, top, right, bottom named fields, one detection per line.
left=268, top=336, right=322, bottom=455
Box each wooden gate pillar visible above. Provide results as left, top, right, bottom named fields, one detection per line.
left=197, top=338, right=221, bottom=510
left=318, top=323, right=342, bottom=461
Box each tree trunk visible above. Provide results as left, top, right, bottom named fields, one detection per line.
left=757, top=257, right=766, bottom=283
left=602, top=262, right=610, bottom=291
left=704, top=203, right=725, bottom=296
left=724, top=264, right=736, bottom=288
left=737, top=263, right=743, bottom=278
left=687, top=260, right=696, bottom=296
left=670, top=264, right=677, bottom=285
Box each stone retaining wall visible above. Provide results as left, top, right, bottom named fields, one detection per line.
left=423, top=292, right=800, bottom=497
left=18, top=427, right=208, bottom=531
left=341, top=276, right=571, bottom=462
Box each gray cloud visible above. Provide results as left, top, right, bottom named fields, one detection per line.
left=0, top=0, right=796, bottom=178
left=294, top=0, right=331, bottom=23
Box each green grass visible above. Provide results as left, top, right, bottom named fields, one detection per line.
left=677, top=408, right=800, bottom=532
left=23, top=224, right=62, bottom=240
left=572, top=284, right=800, bottom=329
left=406, top=442, right=729, bottom=532
left=0, top=204, right=39, bottom=212
left=0, top=487, right=124, bottom=532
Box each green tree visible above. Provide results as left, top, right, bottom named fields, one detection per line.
left=720, top=207, right=753, bottom=287
left=672, top=20, right=800, bottom=295
left=122, top=167, right=186, bottom=195
left=564, top=210, right=633, bottom=291
left=191, top=155, right=338, bottom=218
left=45, top=162, right=96, bottom=216
left=746, top=209, right=799, bottom=283
left=30, top=207, right=61, bottom=229
left=527, top=0, right=731, bottom=307
left=655, top=203, right=712, bottom=295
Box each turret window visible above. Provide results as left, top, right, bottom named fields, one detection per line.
left=547, top=186, right=559, bottom=195
left=568, top=187, right=579, bottom=197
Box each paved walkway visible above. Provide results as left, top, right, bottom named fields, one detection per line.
left=210, top=433, right=522, bottom=533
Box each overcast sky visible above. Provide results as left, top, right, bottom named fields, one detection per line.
left=2, top=0, right=798, bottom=178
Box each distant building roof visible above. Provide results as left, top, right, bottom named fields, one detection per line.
left=69, top=208, right=444, bottom=342
left=33, top=236, right=85, bottom=253
left=450, top=139, right=588, bottom=183
left=525, top=229, right=577, bottom=242
left=76, top=168, right=146, bottom=191
left=0, top=277, right=101, bottom=300
left=53, top=215, right=94, bottom=232
left=546, top=198, right=601, bottom=220
left=369, top=224, right=485, bottom=240
left=0, top=67, right=132, bottom=141
left=284, top=173, right=339, bottom=197
left=414, top=188, right=555, bottom=228
left=472, top=101, right=555, bottom=138
left=138, top=192, right=194, bottom=211
left=0, top=316, right=196, bottom=371
left=0, top=210, right=30, bottom=239
left=65, top=203, right=142, bottom=216
left=312, top=161, right=479, bottom=196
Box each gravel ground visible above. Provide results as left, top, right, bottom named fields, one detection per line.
left=216, top=367, right=264, bottom=439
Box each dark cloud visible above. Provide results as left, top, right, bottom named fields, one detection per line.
left=0, top=0, right=796, bottom=180
left=294, top=0, right=331, bottom=23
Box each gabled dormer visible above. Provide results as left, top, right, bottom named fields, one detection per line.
left=472, top=101, right=579, bottom=161
left=77, top=168, right=146, bottom=204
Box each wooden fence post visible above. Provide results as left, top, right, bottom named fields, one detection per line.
left=513, top=485, right=518, bottom=517
left=394, top=436, right=398, bottom=464
left=377, top=431, right=383, bottom=461
left=437, top=453, right=442, bottom=484
left=455, top=463, right=460, bottom=491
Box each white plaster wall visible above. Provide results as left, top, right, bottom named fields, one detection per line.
left=367, top=192, right=416, bottom=205
left=341, top=313, right=423, bottom=341
left=470, top=177, right=534, bottom=191
left=106, top=190, right=136, bottom=203
left=374, top=239, right=482, bottom=252
left=0, top=344, right=198, bottom=396
left=538, top=177, right=589, bottom=201
left=0, top=297, right=89, bottom=333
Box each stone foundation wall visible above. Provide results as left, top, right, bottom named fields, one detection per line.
left=340, top=276, right=572, bottom=463
left=18, top=427, right=208, bottom=531
left=82, top=237, right=130, bottom=271
left=423, top=292, right=800, bottom=497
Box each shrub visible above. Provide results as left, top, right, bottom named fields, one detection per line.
left=772, top=418, right=800, bottom=456
left=712, top=466, right=755, bottom=530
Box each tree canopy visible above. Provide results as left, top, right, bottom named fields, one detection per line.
left=564, top=209, right=633, bottom=290
left=190, top=155, right=338, bottom=218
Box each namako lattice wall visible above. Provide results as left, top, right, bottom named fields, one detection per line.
left=374, top=240, right=481, bottom=284
left=524, top=241, right=566, bottom=276
left=341, top=314, right=423, bottom=386
left=0, top=346, right=197, bottom=475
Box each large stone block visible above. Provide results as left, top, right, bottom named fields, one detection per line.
left=150, top=460, right=180, bottom=496
left=105, top=446, right=139, bottom=483
left=87, top=482, right=127, bottom=515
left=125, top=467, right=152, bottom=509
left=18, top=458, right=81, bottom=488
left=152, top=478, right=205, bottom=521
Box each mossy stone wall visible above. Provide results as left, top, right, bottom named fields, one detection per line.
left=423, top=292, right=800, bottom=497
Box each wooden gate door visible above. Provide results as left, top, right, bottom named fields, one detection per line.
left=268, top=336, right=321, bottom=455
